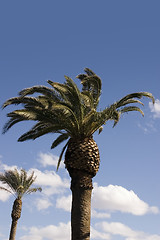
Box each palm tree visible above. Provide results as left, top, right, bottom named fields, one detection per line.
left=2, top=68, right=154, bottom=240
left=0, top=168, right=42, bottom=240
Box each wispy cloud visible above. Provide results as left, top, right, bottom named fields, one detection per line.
left=37, top=152, right=64, bottom=168
left=35, top=197, right=53, bottom=211
left=91, top=210, right=111, bottom=219
left=56, top=195, right=71, bottom=212
left=149, top=99, right=160, bottom=118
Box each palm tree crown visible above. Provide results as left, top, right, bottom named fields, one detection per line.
left=0, top=168, right=42, bottom=199
left=2, top=68, right=155, bottom=168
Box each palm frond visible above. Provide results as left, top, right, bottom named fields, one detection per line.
left=116, top=92, right=155, bottom=107
left=26, top=187, right=42, bottom=195
left=47, top=81, right=68, bottom=101
left=51, top=133, right=69, bottom=149
left=64, top=76, right=84, bottom=123
left=8, top=110, right=37, bottom=120
left=0, top=186, right=13, bottom=195
left=56, top=140, right=70, bottom=171
left=116, top=99, right=144, bottom=108
left=2, top=117, right=26, bottom=134
left=19, top=85, right=55, bottom=97
left=17, top=122, right=63, bottom=141
left=77, top=68, right=102, bottom=108
left=2, top=110, right=38, bottom=134
left=2, top=96, right=44, bottom=109
left=119, top=106, right=144, bottom=116
left=98, top=126, right=103, bottom=134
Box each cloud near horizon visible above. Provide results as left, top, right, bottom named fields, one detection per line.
left=0, top=160, right=159, bottom=217
left=19, top=221, right=160, bottom=240
left=19, top=221, right=110, bottom=240
left=96, top=221, right=160, bottom=240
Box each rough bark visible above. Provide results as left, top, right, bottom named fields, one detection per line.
left=9, top=198, right=22, bottom=240
left=68, top=168, right=93, bottom=240
left=9, top=219, right=18, bottom=240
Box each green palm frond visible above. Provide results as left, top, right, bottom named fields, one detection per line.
left=116, top=99, right=144, bottom=108
left=77, top=68, right=102, bottom=108
left=51, top=133, right=69, bottom=149
left=19, top=85, right=58, bottom=98
left=3, top=117, right=26, bottom=134
left=2, top=110, right=38, bottom=134
left=17, top=122, right=65, bottom=142
left=26, top=187, right=42, bottom=195
left=56, top=140, right=70, bottom=171
left=116, top=92, right=155, bottom=107
left=2, top=96, right=44, bottom=109
left=47, top=81, right=68, bottom=101
left=8, top=110, right=37, bottom=120
left=119, top=106, right=144, bottom=116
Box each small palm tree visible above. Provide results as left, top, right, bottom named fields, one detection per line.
left=2, top=68, right=154, bottom=240
left=0, top=168, right=42, bottom=240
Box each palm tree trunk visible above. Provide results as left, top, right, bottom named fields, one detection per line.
left=69, top=168, right=93, bottom=240
left=9, top=198, right=22, bottom=240
left=9, top=219, right=18, bottom=240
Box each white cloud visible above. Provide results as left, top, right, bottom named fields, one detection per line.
left=92, top=209, right=111, bottom=219
left=97, top=221, right=139, bottom=238
left=35, top=197, right=53, bottom=210
left=0, top=160, right=18, bottom=172
left=37, top=152, right=64, bottom=168
left=92, top=184, right=159, bottom=216
left=91, top=226, right=110, bottom=239
left=96, top=221, right=160, bottom=240
left=20, top=222, right=71, bottom=240
left=29, top=168, right=70, bottom=196
left=19, top=221, right=160, bottom=240
left=56, top=195, right=71, bottom=212
left=0, top=184, right=10, bottom=202
left=19, top=222, right=111, bottom=240
left=149, top=99, right=160, bottom=118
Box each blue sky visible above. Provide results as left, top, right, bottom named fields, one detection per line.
left=0, top=1, right=160, bottom=239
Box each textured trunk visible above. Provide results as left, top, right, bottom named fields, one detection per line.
left=65, top=137, right=100, bottom=240
left=9, top=219, right=18, bottom=240
left=9, top=198, right=22, bottom=240
left=69, top=168, right=93, bottom=240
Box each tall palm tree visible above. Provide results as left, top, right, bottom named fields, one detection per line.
left=0, top=168, right=42, bottom=240
left=2, top=68, right=154, bottom=240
